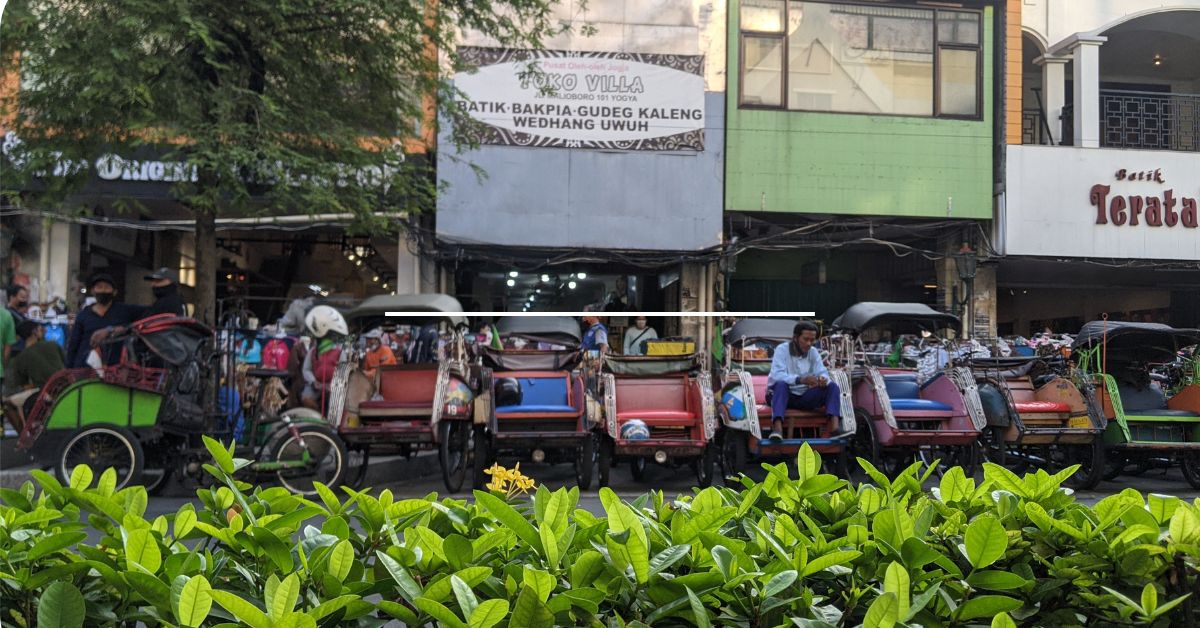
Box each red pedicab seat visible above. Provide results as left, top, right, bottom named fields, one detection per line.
left=358, top=365, right=439, bottom=418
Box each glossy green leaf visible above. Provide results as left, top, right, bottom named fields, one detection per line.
left=958, top=595, right=1022, bottom=620
left=212, top=590, right=271, bottom=628
left=967, top=570, right=1029, bottom=591
left=763, top=569, right=798, bottom=599
left=37, top=581, right=85, bottom=628
left=203, top=436, right=236, bottom=475
left=864, top=591, right=898, bottom=628
left=28, top=531, right=87, bottom=561
left=327, top=539, right=354, bottom=581
left=883, top=562, right=910, bottom=619
left=124, top=528, right=162, bottom=574
left=964, top=516, right=1007, bottom=569
left=991, top=612, right=1018, bottom=628
left=468, top=599, right=510, bottom=628
left=414, top=597, right=467, bottom=628
left=173, top=575, right=213, bottom=628
left=686, top=587, right=712, bottom=628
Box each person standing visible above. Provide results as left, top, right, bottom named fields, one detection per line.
left=766, top=321, right=841, bottom=442
left=0, top=306, right=16, bottom=393
left=622, top=315, right=658, bottom=356
left=582, top=313, right=609, bottom=357
left=65, top=274, right=143, bottom=368
left=143, top=267, right=187, bottom=316
left=6, top=285, right=30, bottom=356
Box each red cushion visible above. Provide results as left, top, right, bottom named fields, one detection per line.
left=757, top=404, right=825, bottom=417
left=617, top=410, right=695, bottom=422
left=360, top=400, right=430, bottom=410
left=1015, top=401, right=1072, bottom=414
left=377, top=368, right=438, bottom=404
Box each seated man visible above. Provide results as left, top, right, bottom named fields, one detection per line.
left=361, top=328, right=397, bottom=380
left=766, top=321, right=842, bottom=441
left=3, top=320, right=66, bottom=431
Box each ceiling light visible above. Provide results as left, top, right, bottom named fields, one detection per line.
left=506, top=278, right=515, bottom=287
left=509, top=270, right=519, bottom=278
left=540, top=274, right=550, bottom=282
left=356, top=260, right=363, bottom=266
left=1153, top=54, right=1163, bottom=67
left=568, top=281, right=577, bottom=289
left=373, top=275, right=380, bottom=282
left=577, top=272, right=587, bottom=279
left=348, top=253, right=356, bottom=260
left=382, top=283, right=389, bottom=290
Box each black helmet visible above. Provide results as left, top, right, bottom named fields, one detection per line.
left=494, top=377, right=522, bottom=407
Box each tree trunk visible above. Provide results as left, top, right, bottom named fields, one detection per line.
left=193, top=208, right=218, bottom=325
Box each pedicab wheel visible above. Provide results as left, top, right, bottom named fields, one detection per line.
left=980, top=426, right=1008, bottom=467
left=1180, top=452, right=1200, bottom=490
left=57, top=425, right=144, bottom=490
left=917, top=443, right=979, bottom=479
left=142, top=456, right=174, bottom=496
left=575, top=432, right=596, bottom=490
left=598, top=436, right=614, bottom=488
left=630, top=457, right=647, bottom=482
left=693, top=443, right=716, bottom=488
left=345, top=446, right=371, bottom=490
left=1103, top=453, right=1127, bottom=481
left=471, top=425, right=491, bottom=490
left=1064, top=440, right=1105, bottom=491
left=719, top=429, right=747, bottom=482
left=439, top=420, right=471, bottom=493
left=268, top=423, right=347, bottom=496
left=848, top=409, right=880, bottom=479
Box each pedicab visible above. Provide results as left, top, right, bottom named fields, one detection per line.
left=830, top=303, right=986, bottom=476
left=17, top=313, right=347, bottom=495
left=1071, top=320, right=1200, bottom=487
left=475, top=317, right=601, bottom=489
left=714, top=318, right=854, bottom=479
left=327, top=294, right=477, bottom=491
left=969, top=354, right=1105, bottom=489
left=598, top=348, right=717, bottom=487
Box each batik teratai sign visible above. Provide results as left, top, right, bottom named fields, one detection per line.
left=452, top=47, right=705, bottom=151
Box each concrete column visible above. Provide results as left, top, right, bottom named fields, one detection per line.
left=971, top=265, right=997, bottom=342
left=679, top=263, right=703, bottom=343
left=395, top=231, right=420, bottom=295
left=1034, top=54, right=1069, bottom=145
left=1066, top=35, right=1107, bottom=148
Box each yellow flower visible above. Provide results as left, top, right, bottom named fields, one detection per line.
left=482, top=463, right=537, bottom=497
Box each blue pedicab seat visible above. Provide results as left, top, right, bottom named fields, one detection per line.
left=495, top=375, right=577, bottom=415
left=883, top=373, right=954, bottom=413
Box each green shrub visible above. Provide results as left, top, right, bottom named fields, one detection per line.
left=2, top=436, right=1199, bottom=627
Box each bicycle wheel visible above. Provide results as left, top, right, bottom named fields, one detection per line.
left=268, top=423, right=347, bottom=496
left=57, top=425, right=143, bottom=490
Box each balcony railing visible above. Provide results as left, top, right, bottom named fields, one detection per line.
left=1103, top=90, right=1199, bottom=151
left=1059, top=90, right=1200, bottom=152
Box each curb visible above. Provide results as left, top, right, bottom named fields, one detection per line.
left=0, top=449, right=443, bottom=494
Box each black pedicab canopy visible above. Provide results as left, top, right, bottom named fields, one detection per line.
left=602, top=352, right=699, bottom=376
left=482, top=316, right=583, bottom=371
left=344, top=294, right=468, bottom=328
left=125, top=315, right=212, bottom=367
left=725, top=318, right=801, bottom=343
left=1072, top=321, right=1200, bottom=363
left=832, top=302, right=960, bottom=334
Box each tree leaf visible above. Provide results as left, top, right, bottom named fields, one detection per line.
left=711, top=545, right=734, bottom=579
left=68, top=464, right=93, bottom=490
left=686, top=587, right=712, bottom=628
left=649, top=544, right=691, bottom=577
left=763, top=569, right=798, bottom=599
left=796, top=443, right=821, bottom=482
left=173, top=575, right=213, bottom=628
left=414, top=597, right=467, bottom=628
left=212, top=590, right=271, bottom=628
left=964, top=515, right=1007, bottom=569
left=801, top=550, right=862, bottom=577
left=991, top=612, right=1018, bottom=628
left=38, top=581, right=85, bottom=628
left=124, top=528, right=162, bottom=574
left=28, top=531, right=88, bottom=561
left=966, top=570, right=1029, bottom=591
left=376, top=550, right=422, bottom=602
left=1141, top=583, right=1158, bottom=616
left=958, top=595, right=1022, bottom=620
left=327, top=539, right=354, bottom=581
left=474, top=490, right=542, bottom=552
left=884, top=562, right=910, bottom=619
left=468, top=599, right=510, bottom=628
left=203, top=436, right=236, bottom=475
left=451, top=575, right=479, bottom=619
left=270, top=572, right=301, bottom=620
left=864, top=591, right=898, bottom=628
left=509, top=586, right=554, bottom=628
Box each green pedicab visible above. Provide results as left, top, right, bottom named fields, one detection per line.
left=1072, top=321, right=1200, bottom=486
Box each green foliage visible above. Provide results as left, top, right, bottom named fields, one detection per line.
left=2, top=444, right=1199, bottom=626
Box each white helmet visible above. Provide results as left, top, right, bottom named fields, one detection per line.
left=304, top=305, right=348, bottom=338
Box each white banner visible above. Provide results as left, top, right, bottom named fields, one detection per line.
left=453, top=48, right=705, bottom=151
left=1005, top=145, right=1199, bottom=261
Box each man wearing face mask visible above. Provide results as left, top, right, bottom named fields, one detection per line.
left=65, top=273, right=144, bottom=368
left=5, top=285, right=31, bottom=357
left=143, top=267, right=187, bottom=317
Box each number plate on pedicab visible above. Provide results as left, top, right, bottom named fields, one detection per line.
left=1068, top=415, right=1091, bottom=429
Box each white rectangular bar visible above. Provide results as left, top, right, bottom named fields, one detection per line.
left=384, top=311, right=818, bottom=317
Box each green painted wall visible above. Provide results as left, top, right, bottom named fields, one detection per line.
left=726, top=3, right=994, bottom=219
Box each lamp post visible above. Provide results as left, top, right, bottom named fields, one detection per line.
left=954, top=244, right=978, bottom=338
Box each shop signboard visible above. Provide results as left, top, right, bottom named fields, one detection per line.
left=452, top=47, right=705, bottom=151
left=1005, top=145, right=1199, bottom=261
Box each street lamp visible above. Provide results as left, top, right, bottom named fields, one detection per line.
left=953, top=244, right=978, bottom=338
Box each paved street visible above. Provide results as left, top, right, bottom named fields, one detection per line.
left=140, top=460, right=1200, bottom=522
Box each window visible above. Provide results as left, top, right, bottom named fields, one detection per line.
left=738, top=1, right=982, bottom=118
